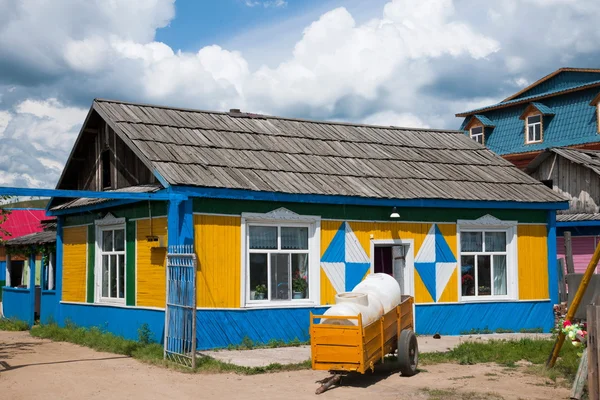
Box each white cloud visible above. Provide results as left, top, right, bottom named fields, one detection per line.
left=3, top=0, right=600, bottom=188
left=362, top=111, right=430, bottom=129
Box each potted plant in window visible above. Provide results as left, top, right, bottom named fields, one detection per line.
left=292, top=276, right=308, bottom=299
left=255, top=284, right=267, bottom=300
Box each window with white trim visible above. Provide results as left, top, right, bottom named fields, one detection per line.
left=470, top=126, right=484, bottom=144
left=526, top=115, right=542, bottom=143
left=458, top=219, right=518, bottom=302
left=247, top=224, right=310, bottom=302
left=97, top=224, right=126, bottom=303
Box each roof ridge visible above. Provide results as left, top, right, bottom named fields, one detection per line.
left=94, top=98, right=462, bottom=134
left=456, top=79, right=600, bottom=117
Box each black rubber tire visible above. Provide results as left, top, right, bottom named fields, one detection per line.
left=397, top=329, right=418, bottom=376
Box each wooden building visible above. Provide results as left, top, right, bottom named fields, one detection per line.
left=2, top=99, right=568, bottom=347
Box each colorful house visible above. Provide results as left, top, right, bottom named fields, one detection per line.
left=457, top=68, right=600, bottom=274
left=3, top=99, right=568, bottom=347
left=0, top=209, right=49, bottom=301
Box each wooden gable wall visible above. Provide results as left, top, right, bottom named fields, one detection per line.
left=530, top=153, right=600, bottom=214
left=58, top=112, right=156, bottom=192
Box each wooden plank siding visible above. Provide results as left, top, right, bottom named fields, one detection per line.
left=136, top=217, right=168, bottom=308
left=517, top=225, right=549, bottom=300
left=531, top=152, right=600, bottom=214
left=193, top=214, right=241, bottom=308
left=62, top=226, right=89, bottom=303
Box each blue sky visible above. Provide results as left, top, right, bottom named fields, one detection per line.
left=1, top=0, right=600, bottom=188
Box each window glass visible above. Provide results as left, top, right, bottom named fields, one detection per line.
left=270, top=253, right=290, bottom=300
left=102, top=230, right=113, bottom=252
left=477, top=255, right=491, bottom=296
left=460, top=228, right=511, bottom=300
left=249, top=226, right=278, bottom=249
left=102, top=255, right=109, bottom=297
left=527, top=115, right=541, bottom=124
left=461, top=232, right=482, bottom=252
left=485, top=232, right=506, bottom=252
left=493, top=255, right=507, bottom=295
left=110, top=254, right=117, bottom=298
left=114, top=229, right=125, bottom=251
left=247, top=223, right=311, bottom=304
left=249, top=253, right=268, bottom=300
left=118, top=255, right=125, bottom=298
left=281, top=227, right=308, bottom=250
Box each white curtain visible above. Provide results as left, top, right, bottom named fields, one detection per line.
left=493, top=255, right=507, bottom=295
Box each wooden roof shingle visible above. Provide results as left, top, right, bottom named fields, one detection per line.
left=92, top=99, right=566, bottom=204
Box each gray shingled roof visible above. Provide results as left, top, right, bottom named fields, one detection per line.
left=91, top=99, right=566, bottom=204
left=557, top=213, right=600, bottom=222
left=52, top=184, right=161, bottom=211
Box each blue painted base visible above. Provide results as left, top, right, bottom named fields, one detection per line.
left=415, top=301, right=554, bottom=335
left=40, top=291, right=58, bottom=324
left=60, top=303, right=165, bottom=343
left=196, top=307, right=326, bottom=350
left=55, top=304, right=326, bottom=350
left=2, top=287, right=32, bottom=323
left=0, top=261, right=5, bottom=281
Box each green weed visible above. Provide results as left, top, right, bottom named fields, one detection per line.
left=0, top=318, right=29, bottom=331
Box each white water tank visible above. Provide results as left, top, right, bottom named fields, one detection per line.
left=320, top=273, right=401, bottom=326
left=352, top=273, right=402, bottom=314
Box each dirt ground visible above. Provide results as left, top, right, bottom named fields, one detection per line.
left=0, top=331, right=569, bottom=400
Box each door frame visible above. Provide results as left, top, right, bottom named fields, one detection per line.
left=369, top=239, right=415, bottom=296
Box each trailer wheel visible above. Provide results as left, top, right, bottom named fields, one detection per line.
left=397, top=329, right=418, bottom=376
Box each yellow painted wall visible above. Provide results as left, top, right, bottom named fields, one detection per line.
left=62, top=226, right=88, bottom=302
left=320, top=221, right=459, bottom=304
left=194, top=215, right=241, bottom=308
left=136, top=217, right=168, bottom=308
left=517, top=225, right=549, bottom=300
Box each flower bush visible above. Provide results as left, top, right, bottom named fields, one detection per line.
left=555, top=318, right=588, bottom=356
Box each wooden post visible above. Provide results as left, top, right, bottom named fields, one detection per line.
left=588, top=296, right=600, bottom=400
left=548, top=242, right=600, bottom=367
left=571, top=350, right=588, bottom=400
left=565, top=231, right=575, bottom=274
left=558, top=258, right=568, bottom=303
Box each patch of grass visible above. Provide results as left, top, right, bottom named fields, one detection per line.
left=420, top=338, right=580, bottom=383
left=0, top=318, right=29, bottom=331
left=421, top=388, right=504, bottom=400
left=484, top=373, right=498, bottom=377
left=223, top=336, right=308, bottom=351
left=460, top=327, right=493, bottom=335
left=494, top=328, right=514, bottom=334
left=29, top=322, right=312, bottom=375
left=519, top=328, right=544, bottom=334
left=448, top=375, right=475, bottom=380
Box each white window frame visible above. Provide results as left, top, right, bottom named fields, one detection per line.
left=457, top=216, right=518, bottom=302
left=526, top=114, right=542, bottom=144
left=94, top=215, right=126, bottom=304
left=470, top=126, right=484, bottom=145
left=241, top=208, right=320, bottom=308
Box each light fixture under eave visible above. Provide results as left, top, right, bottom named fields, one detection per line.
left=390, top=207, right=400, bottom=218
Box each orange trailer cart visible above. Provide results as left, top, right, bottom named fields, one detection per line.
left=310, top=295, right=418, bottom=394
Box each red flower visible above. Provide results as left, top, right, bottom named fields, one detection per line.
left=563, top=320, right=572, bottom=328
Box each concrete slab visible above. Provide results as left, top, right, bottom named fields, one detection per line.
left=199, top=333, right=553, bottom=368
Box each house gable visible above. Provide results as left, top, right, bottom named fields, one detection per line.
left=505, top=69, right=600, bottom=102
left=48, top=105, right=160, bottom=210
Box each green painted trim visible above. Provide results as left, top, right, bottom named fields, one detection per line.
left=64, top=201, right=167, bottom=227
left=192, top=198, right=547, bottom=224
left=86, top=225, right=95, bottom=303
left=0, top=280, right=4, bottom=301
left=126, top=220, right=136, bottom=306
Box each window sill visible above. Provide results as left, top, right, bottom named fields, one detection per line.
left=95, top=299, right=126, bottom=306
left=459, top=297, right=517, bottom=303
left=243, top=300, right=318, bottom=309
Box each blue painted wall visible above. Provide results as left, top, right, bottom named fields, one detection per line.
left=2, top=288, right=32, bottom=322
left=60, top=303, right=165, bottom=343
left=0, top=260, right=5, bottom=281
left=415, top=301, right=554, bottom=335
left=40, top=291, right=58, bottom=324
left=196, top=307, right=326, bottom=350
left=56, top=304, right=327, bottom=349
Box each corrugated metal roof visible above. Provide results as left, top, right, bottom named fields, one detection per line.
left=83, top=99, right=566, bottom=204
left=531, top=102, right=555, bottom=115
left=52, top=184, right=161, bottom=211
left=474, top=115, right=495, bottom=127
left=457, top=79, right=600, bottom=117
left=557, top=213, right=600, bottom=222
left=460, top=86, right=600, bottom=156
left=0, top=209, right=48, bottom=240
left=4, top=230, right=56, bottom=246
